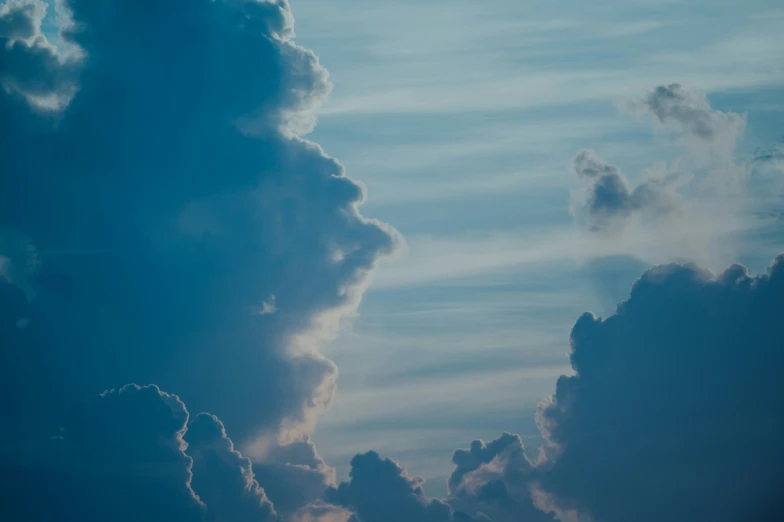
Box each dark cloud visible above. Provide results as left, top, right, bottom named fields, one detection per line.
left=1, top=384, right=205, bottom=522
left=572, top=149, right=676, bottom=231
left=327, top=451, right=485, bottom=522
left=335, top=253, right=784, bottom=522
left=0, top=0, right=397, bottom=451
left=535, top=254, right=784, bottom=522
left=186, top=413, right=278, bottom=522
left=1, top=0, right=396, bottom=520
left=1, top=383, right=344, bottom=521
left=625, top=83, right=746, bottom=145
left=447, top=434, right=554, bottom=522
left=253, top=439, right=337, bottom=516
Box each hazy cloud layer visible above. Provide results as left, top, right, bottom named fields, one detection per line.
left=572, top=84, right=751, bottom=237
left=625, top=83, right=746, bottom=148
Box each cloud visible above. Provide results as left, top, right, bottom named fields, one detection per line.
left=1, top=0, right=396, bottom=520
left=1, top=383, right=348, bottom=521
left=624, top=83, right=746, bottom=148
left=754, top=144, right=784, bottom=164
left=573, top=84, right=750, bottom=234
left=252, top=438, right=338, bottom=516
left=1, top=384, right=205, bottom=522
left=571, top=149, right=678, bottom=232
left=569, top=84, right=760, bottom=273
left=333, top=252, right=784, bottom=522
left=327, top=451, right=485, bottom=522
left=534, top=253, right=784, bottom=522
left=447, top=434, right=554, bottom=522
left=186, top=413, right=278, bottom=522
left=1, top=382, right=358, bottom=522
left=290, top=502, right=357, bottom=522
left=0, top=0, right=397, bottom=448
left=0, top=0, right=43, bottom=40
left=753, top=144, right=784, bottom=175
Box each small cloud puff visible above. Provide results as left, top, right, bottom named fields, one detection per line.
left=327, top=451, right=485, bottom=522
left=571, top=149, right=678, bottom=232
left=623, top=83, right=746, bottom=151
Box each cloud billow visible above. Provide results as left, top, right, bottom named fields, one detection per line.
left=533, top=254, right=784, bottom=522
left=326, top=451, right=486, bottom=522
left=1, top=0, right=397, bottom=520
left=447, top=434, right=554, bottom=522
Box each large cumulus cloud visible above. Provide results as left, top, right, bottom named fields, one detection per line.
left=1, top=0, right=396, bottom=519
left=332, top=253, right=784, bottom=522
left=533, top=254, right=784, bottom=522
left=0, top=0, right=397, bottom=443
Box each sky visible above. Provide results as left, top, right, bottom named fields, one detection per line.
left=290, top=0, right=784, bottom=495
left=0, top=1, right=783, bottom=522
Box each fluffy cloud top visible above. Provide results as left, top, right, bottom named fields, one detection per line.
left=327, top=452, right=484, bottom=522
left=448, top=434, right=554, bottom=522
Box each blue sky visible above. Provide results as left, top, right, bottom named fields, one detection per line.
left=288, top=0, right=784, bottom=494
left=2, top=1, right=783, bottom=521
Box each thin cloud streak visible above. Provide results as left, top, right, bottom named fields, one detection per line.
left=371, top=211, right=757, bottom=289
